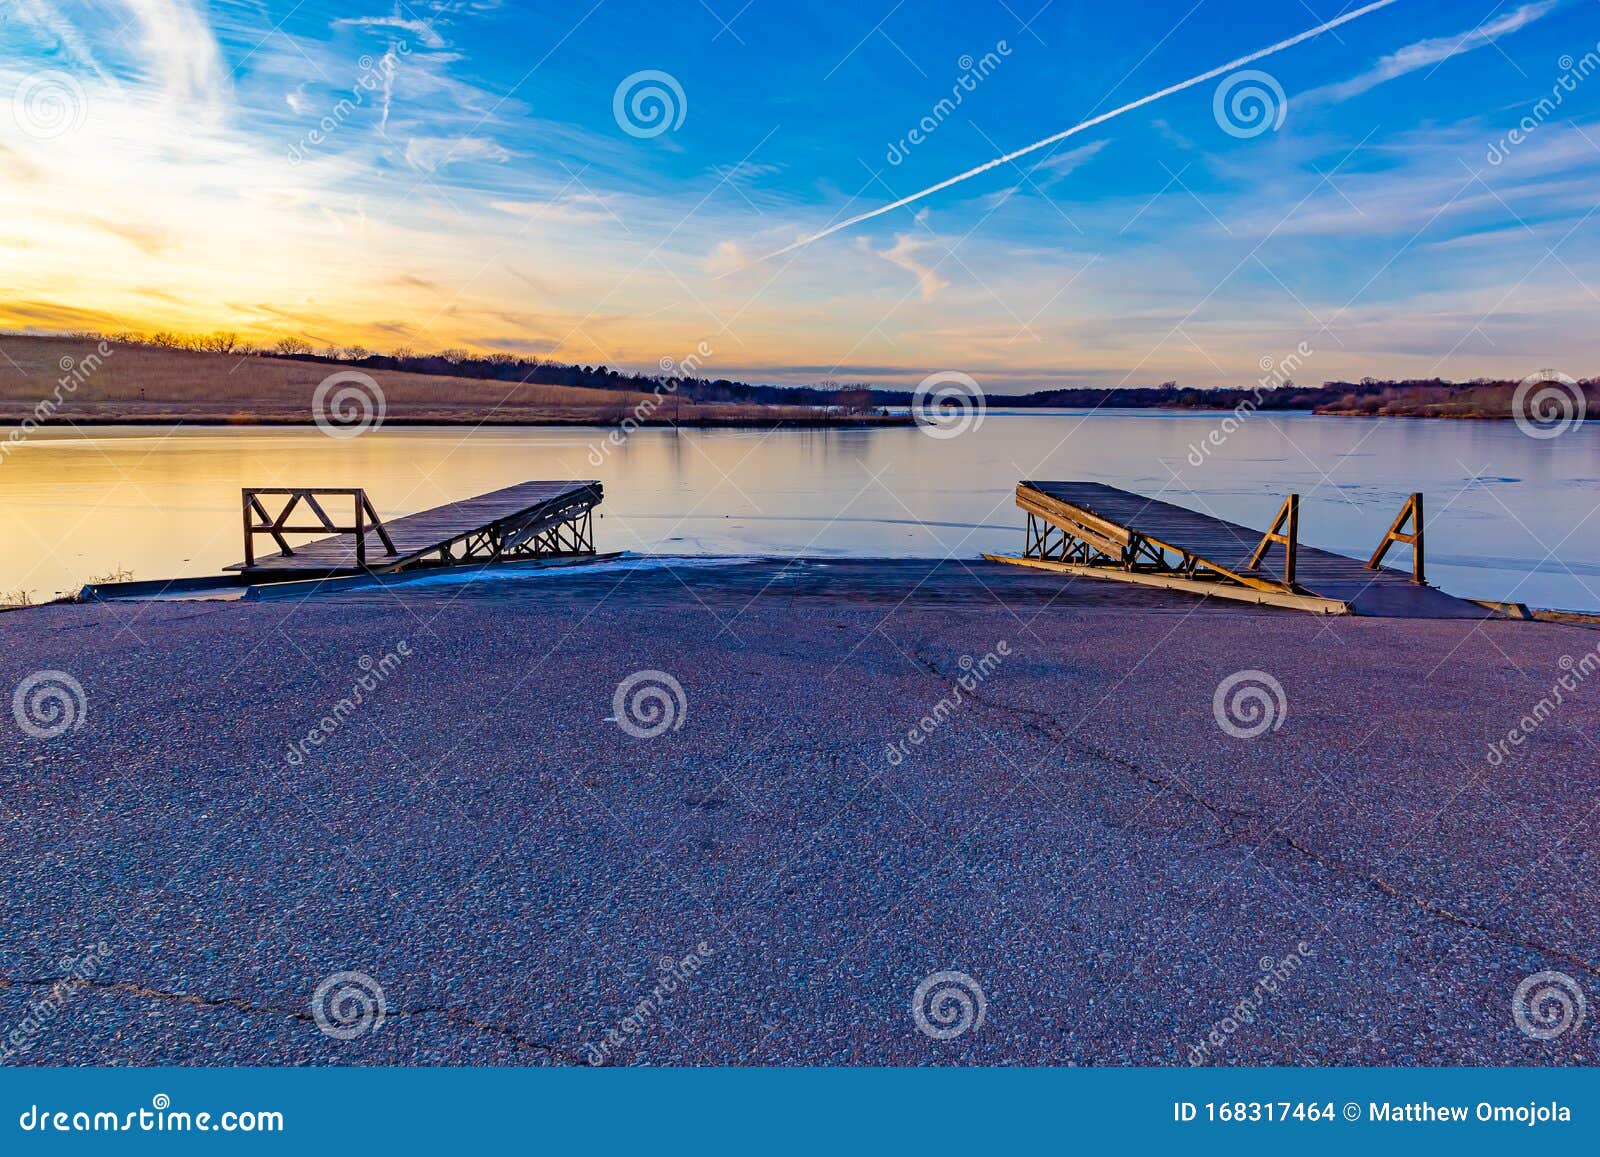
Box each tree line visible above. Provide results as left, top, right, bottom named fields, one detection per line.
left=45, top=330, right=1595, bottom=417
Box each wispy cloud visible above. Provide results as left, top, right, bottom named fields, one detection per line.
left=1304, top=0, right=1559, bottom=103
left=869, top=229, right=951, bottom=301
left=404, top=134, right=511, bottom=172
left=11, top=0, right=114, bottom=81
left=334, top=12, right=447, bottom=50
left=1034, top=139, right=1109, bottom=184
left=123, top=0, right=230, bottom=112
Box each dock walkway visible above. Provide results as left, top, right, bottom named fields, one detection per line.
left=227, top=480, right=601, bottom=579
left=986, top=481, right=1490, bottom=618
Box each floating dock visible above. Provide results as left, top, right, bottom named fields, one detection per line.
left=985, top=481, right=1493, bottom=618
left=227, top=480, right=602, bottom=580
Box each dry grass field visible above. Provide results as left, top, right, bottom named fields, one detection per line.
left=0, top=335, right=855, bottom=425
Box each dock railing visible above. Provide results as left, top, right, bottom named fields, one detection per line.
left=1366, top=492, right=1425, bottom=584
left=242, top=488, right=398, bottom=569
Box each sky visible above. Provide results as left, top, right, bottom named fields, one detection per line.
left=2, top=0, right=1599, bottom=390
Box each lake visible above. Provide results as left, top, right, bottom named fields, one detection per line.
left=2, top=411, right=1596, bottom=610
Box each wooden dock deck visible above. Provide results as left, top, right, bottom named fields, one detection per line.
left=227, top=480, right=602, bottom=579
left=985, top=481, right=1492, bottom=618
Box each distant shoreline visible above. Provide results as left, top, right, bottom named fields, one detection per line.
left=3, top=409, right=1586, bottom=428
left=2, top=412, right=916, bottom=429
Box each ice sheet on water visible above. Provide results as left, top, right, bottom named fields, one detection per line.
left=367, top=553, right=771, bottom=590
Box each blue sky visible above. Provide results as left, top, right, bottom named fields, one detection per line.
left=3, top=0, right=1599, bottom=388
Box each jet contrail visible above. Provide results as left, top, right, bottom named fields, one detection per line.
left=756, top=0, right=1402, bottom=263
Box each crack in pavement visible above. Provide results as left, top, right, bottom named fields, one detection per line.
left=908, top=644, right=1600, bottom=978
left=0, top=975, right=584, bottom=1063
